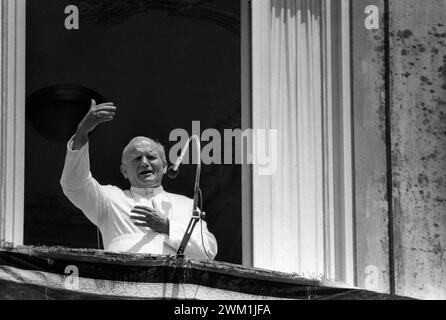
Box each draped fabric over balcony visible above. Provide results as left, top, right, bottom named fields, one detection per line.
left=0, top=247, right=403, bottom=300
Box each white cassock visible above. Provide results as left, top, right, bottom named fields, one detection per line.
left=60, top=138, right=218, bottom=260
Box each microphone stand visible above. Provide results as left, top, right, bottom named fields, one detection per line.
left=176, top=135, right=204, bottom=259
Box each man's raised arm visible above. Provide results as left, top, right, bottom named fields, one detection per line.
left=60, top=99, right=117, bottom=227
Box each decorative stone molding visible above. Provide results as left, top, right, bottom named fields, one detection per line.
left=72, top=0, right=241, bottom=35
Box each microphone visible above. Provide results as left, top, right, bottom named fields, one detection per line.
left=167, top=165, right=179, bottom=179
left=167, top=135, right=196, bottom=179
left=171, top=135, right=205, bottom=259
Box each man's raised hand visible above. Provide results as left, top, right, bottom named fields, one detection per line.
left=78, top=99, right=116, bottom=133
left=72, top=99, right=117, bottom=150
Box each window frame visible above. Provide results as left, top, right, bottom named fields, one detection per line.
left=1, top=0, right=355, bottom=286
left=0, top=0, right=26, bottom=247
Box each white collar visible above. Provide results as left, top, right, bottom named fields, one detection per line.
left=130, top=185, right=164, bottom=198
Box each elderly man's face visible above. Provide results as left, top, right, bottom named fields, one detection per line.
left=120, top=139, right=167, bottom=188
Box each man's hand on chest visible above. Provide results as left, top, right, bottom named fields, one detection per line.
left=130, top=199, right=169, bottom=235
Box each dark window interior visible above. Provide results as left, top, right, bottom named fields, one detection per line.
left=25, top=0, right=242, bottom=264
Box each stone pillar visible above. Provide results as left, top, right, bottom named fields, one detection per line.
left=390, top=0, right=446, bottom=300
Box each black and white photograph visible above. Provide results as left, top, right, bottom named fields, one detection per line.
left=0, top=0, right=445, bottom=306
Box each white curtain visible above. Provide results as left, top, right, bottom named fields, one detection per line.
left=252, top=0, right=325, bottom=275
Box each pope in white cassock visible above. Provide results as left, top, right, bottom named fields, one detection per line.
left=60, top=100, right=218, bottom=259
